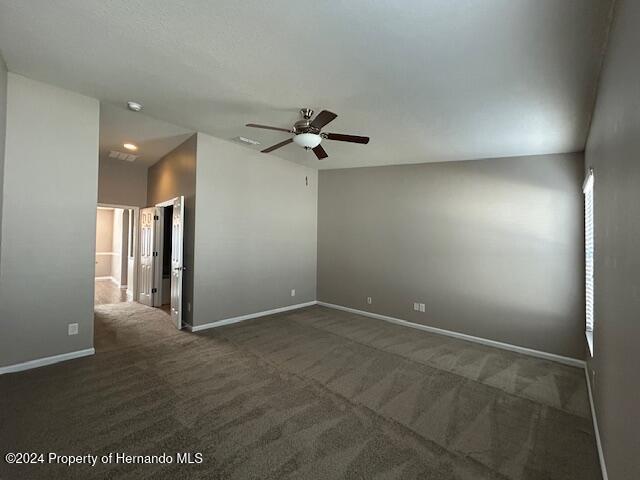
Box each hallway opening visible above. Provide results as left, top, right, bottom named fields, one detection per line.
left=94, top=204, right=137, bottom=306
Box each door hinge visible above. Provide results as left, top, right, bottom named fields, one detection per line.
left=152, top=288, right=157, bottom=293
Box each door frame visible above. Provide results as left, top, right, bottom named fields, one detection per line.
left=154, top=198, right=179, bottom=308
left=97, top=203, right=140, bottom=302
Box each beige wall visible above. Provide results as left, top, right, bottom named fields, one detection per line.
left=95, top=208, right=114, bottom=251
left=192, top=133, right=317, bottom=326
left=0, top=74, right=99, bottom=367
left=95, top=208, right=114, bottom=278
left=147, top=135, right=197, bottom=324
left=95, top=256, right=112, bottom=278
left=584, top=0, right=640, bottom=477
left=98, top=158, right=147, bottom=207
left=0, top=56, right=7, bottom=273
left=95, top=208, right=129, bottom=284
left=318, top=152, right=585, bottom=359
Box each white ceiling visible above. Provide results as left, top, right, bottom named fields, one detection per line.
left=99, top=102, right=192, bottom=167
left=0, top=0, right=613, bottom=169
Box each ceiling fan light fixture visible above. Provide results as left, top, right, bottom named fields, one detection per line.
left=293, top=133, right=322, bottom=150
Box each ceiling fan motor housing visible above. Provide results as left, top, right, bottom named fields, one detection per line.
left=293, top=119, right=319, bottom=135
left=293, top=108, right=321, bottom=135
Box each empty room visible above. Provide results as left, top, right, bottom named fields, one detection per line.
left=0, top=1, right=637, bottom=479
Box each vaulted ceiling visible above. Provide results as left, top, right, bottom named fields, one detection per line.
left=99, top=103, right=192, bottom=167
left=0, top=0, right=613, bottom=169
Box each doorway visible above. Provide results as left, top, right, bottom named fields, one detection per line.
left=94, top=204, right=139, bottom=306
left=160, top=204, right=174, bottom=311
left=138, top=196, right=185, bottom=329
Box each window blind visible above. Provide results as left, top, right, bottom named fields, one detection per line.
left=583, top=170, right=594, bottom=334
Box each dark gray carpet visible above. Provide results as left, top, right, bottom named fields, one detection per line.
left=0, top=303, right=600, bottom=480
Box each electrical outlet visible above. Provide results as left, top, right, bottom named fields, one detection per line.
left=419, top=303, right=426, bottom=312
left=68, top=323, right=79, bottom=335
left=413, top=302, right=420, bottom=311
left=291, top=289, right=296, bottom=297
left=367, top=297, right=372, bottom=305
left=187, top=302, right=191, bottom=312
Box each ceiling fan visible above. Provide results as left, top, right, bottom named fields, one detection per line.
left=246, top=108, right=369, bottom=160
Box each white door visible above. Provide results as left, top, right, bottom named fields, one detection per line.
left=138, top=207, right=157, bottom=306
left=152, top=209, right=164, bottom=307
left=170, top=196, right=185, bottom=329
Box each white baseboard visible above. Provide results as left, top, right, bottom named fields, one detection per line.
left=585, top=365, right=608, bottom=480
left=317, top=302, right=585, bottom=368
left=95, top=276, right=123, bottom=287
left=188, top=301, right=318, bottom=332
left=0, top=348, right=95, bottom=375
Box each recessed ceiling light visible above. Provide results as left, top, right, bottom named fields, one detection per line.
left=127, top=101, right=143, bottom=112
left=123, top=143, right=138, bottom=151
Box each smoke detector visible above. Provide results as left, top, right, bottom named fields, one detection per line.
left=127, top=101, right=143, bottom=112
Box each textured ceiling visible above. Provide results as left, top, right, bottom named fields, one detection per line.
left=99, top=103, right=192, bottom=167
left=0, top=0, right=613, bottom=169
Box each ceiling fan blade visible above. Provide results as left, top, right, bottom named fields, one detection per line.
left=310, top=110, right=337, bottom=129
left=246, top=123, right=292, bottom=133
left=325, top=133, right=370, bottom=144
left=261, top=138, right=293, bottom=153
left=312, top=144, right=328, bottom=160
